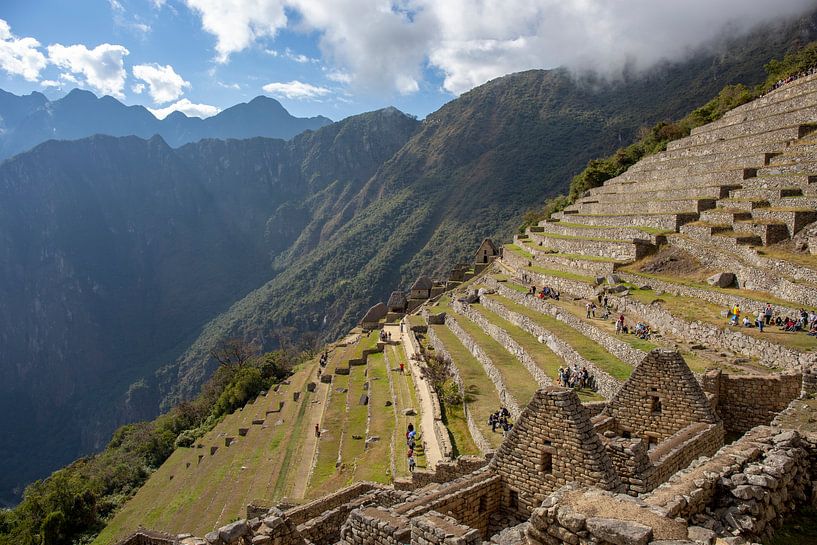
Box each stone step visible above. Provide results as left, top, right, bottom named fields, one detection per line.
left=532, top=221, right=663, bottom=243
left=692, top=82, right=817, bottom=136
left=666, top=124, right=810, bottom=153
left=576, top=198, right=716, bottom=216
left=610, top=168, right=752, bottom=188
left=733, top=220, right=791, bottom=245
left=511, top=239, right=621, bottom=276
left=679, top=221, right=733, bottom=238
left=585, top=184, right=734, bottom=202
left=698, top=208, right=753, bottom=223
left=681, top=107, right=817, bottom=147
left=526, top=231, right=653, bottom=261
left=715, top=198, right=770, bottom=211
left=756, top=162, right=817, bottom=176
left=751, top=207, right=817, bottom=236
left=767, top=151, right=817, bottom=167
left=636, top=141, right=788, bottom=166
left=617, top=159, right=765, bottom=181
left=711, top=230, right=763, bottom=247
left=609, top=163, right=763, bottom=187
left=627, top=151, right=774, bottom=174
left=738, top=174, right=817, bottom=189
left=728, top=187, right=803, bottom=200
left=712, top=72, right=817, bottom=123
left=550, top=211, right=698, bottom=231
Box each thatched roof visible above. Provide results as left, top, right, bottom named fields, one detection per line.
left=411, top=275, right=433, bottom=291
left=361, top=302, right=388, bottom=324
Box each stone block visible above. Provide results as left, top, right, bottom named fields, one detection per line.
left=706, top=272, right=736, bottom=288
left=585, top=517, right=652, bottom=545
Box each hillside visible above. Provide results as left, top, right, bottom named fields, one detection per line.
left=3, top=10, right=817, bottom=509
left=0, top=89, right=332, bottom=160
left=0, top=108, right=418, bottom=507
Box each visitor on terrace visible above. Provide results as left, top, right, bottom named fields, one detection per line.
left=755, top=310, right=765, bottom=332
left=742, top=316, right=752, bottom=328
left=408, top=454, right=416, bottom=472
left=808, top=322, right=817, bottom=336
left=728, top=304, right=741, bottom=326
left=764, top=304, right=773, bottom=326
left=615, top=314, right=625, bottom=334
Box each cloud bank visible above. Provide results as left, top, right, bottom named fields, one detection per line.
left=185, top=0, right=817, bottom=95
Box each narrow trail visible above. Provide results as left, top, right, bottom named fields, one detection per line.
left=398, top=320, right=443, bottom=468
left=288, top=367, right=330, bottom=501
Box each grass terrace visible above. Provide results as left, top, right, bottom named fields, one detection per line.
left=352, top=352, right=394, bottom=484
left=468, top=303, right=603, bottom=402
left=484, top=294, right=633, bottom=381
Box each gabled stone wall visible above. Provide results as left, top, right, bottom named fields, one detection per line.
left=489, top=388, right=621, bottom=518
left=603, top=350, right=719, bottom=441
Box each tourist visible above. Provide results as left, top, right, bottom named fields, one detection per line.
left=742, top=316, right=752, bottom=327
left=489, top=413, right=497, bottom=432
left=615, top=314, right=624, bottom=334
left=406, top=423, right=415, bottom=445
left=756, top=310, right=765, bottom=332
left=586, top=302, right=592, bottom=318
left=764, top=303, right=773, bottom=326
left=408, top=455, right=416, bottom=472
left=400, top=362, right=405, bottom=374
left=315, top=424, right=321, bottom=438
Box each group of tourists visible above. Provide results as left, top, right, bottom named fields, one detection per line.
left=585, top=300, right=610, bottom=320
left=726, top=302, right=817, bottom=335
left=379, top=330, right=393, bottom=342
left=613, top=314, right=650, bottom=339
left=406, top=423, right=417, bottom=472
left=489, top=407, right=513, bottom=434
left=769, top=66, right=817, bottom=92
left=525, top=285, right=561, bottom=300
left=558, top=365, right=592, bottom=390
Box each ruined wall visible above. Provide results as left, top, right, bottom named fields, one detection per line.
left=703, top=369, right=802, bottom=433
left=394, top=456, right=489, bottom=491
left=114, top=530, right=177, bottom=545
left=643, top=422, right=723, bottom=492
left=285, top=482, right=385, bottom=525
left=410, top=513, right=481, bottom=545
left=489, top=388, right=621, bottom=518
left=398, top=474, right=502, bottom=537
left=340, top=508, right=410, bottom=545
left=604, top=350, right=719, bottom=441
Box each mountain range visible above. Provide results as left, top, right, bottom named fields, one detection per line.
left=0, top=89, right=332, bottom=160
left=1, top=12, right=816, bottom=507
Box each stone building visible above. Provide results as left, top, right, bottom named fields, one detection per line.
left=474, top=239, right=499, bottom=273
left=360, top=302, right=387, bottom=330
left=387, top=291, right=407, bottom=315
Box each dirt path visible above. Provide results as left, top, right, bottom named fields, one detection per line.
left=289, top=364, right=332, bottom=500
left=399, top=319, right=443, bottom=468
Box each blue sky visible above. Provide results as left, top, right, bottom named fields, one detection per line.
left=1, top=0, right=815, bottom=122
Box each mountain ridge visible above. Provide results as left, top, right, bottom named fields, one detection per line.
left=0, top=88, right=333, bottom=160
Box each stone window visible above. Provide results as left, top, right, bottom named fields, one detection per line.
left=509, top=490, right=519, bottom=510
left=650, top=395, right=662, bottom=415
left=479, top=495, right=487, bottom=513
left=541, top=452, right=552, bottom=474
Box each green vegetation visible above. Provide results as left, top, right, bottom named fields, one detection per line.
left=0, top=347, right=301, bottom=545
left=521, top=40, right=817, bottom=230
left=486, top=295, right=633, bottom=381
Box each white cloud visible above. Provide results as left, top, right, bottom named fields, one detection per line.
left=326, top=70, right=351, bottom=84
left=132, top=82, right=145, bottom=93
left=218, top=81, right=241, bottom=89
left=132, top=63, right=190, bottom=103
left=283, top=47, right=316, bottom=63
left=39, top=79, right=60, bottom=88
left=184, top=0, right=289, bottom=62
left=186, top=0, right=817, bottom=96
left=47, top=43, right=130, bottom=98
left=0, top=19, right=48, bottom=81
left=262, top=80, right=331, bottom=100
left=151, top=0, right=167, bottom=8
left=149, top=98, right=221, bottom=119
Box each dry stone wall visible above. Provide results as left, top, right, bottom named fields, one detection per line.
left=410, top=512, right=481, bottom=545
left=394, top=456, right=489, bottom=491
left=703, top=369, right=802, bottom=433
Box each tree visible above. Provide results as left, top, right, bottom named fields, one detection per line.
left=209, top=338, right=260, bottom=367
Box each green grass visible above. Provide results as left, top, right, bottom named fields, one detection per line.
left=353, top=353, right=394, bottom=484
left=485, top=294, right=633, bottom=381
left=449, top=307, right=540, bottom=407
left=529, top=231, right=627, bottom=243
left=427, top=324, right=503, bottom=449
left=388, top=345, right=426, bottom=475
left=440, top=401, right=479, bottom=457
left=504, top=243, right=534, bottom=259
left=309, top=373, right=349, bottom=490
left=468, top=303, right=603, bottom=402
left=515, top=239, right=623, bottom=263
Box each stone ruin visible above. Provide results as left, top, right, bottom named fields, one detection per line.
left=114, top=348, right=817, bottom=545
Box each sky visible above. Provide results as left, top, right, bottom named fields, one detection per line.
left=1, top=0, right=817, bottom=122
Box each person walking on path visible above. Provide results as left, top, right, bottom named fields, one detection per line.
left=764, top=304, right=773, bottom=326
left=315, top=424, right=321, bottom=438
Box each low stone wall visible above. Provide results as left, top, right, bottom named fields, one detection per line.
left=339, top=508, right=410, bottom=545
left=285, top=482, right=384, bottom=525
left=488, top=278, right=644, bottom=368
left=398, top=473, right=503, bottom=537
left=394, top=455, right=489, bottom=491
left=114, top=530, right=178, bottom=545
left=803, top=365, right=817, bottom=397
left=452, top=299, right=551, bottom=389
left=515, top=242, right=618, bottom=276
left=410, top=512, right=481, bottom=545
left=527, top=231, right=647, bottom=261
left=442, top=312, right=523, bottom=420
left=478, top=292, right=621, bottom=399
left=703, top=369, right=803, bottom=433
left=426, top=324, right=492, bottom=453
left=644, top=422, right=724, bottom=492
